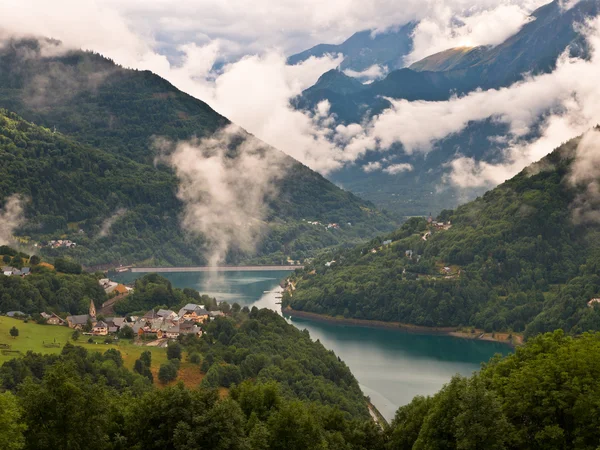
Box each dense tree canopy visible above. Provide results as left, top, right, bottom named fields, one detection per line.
left=2, top=329, right=600, bottom=449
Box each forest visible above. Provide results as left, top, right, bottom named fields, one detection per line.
left=286, top=135, right=600, bottom=337
left=2, top=329, right=600, bottom=449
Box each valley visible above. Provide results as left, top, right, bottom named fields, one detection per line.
left=111, top=269, right=509, bottom=422
left=2, top=1, right=600, bottom=448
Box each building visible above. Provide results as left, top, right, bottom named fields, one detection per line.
left=209, top=311, right=224, bottom=319
left=66, top=300, right=97, bottom=329
left=156, top=309, right=177, bottom=320
left=383, top=240, right=392, bottom=246
left=92, top=321, right=108, bottom=336
left=157, top=323, right=180, bottom=339
left=105, top=317, right=127, bottom=333
left=41, top=312, right=65, bottom=325
left=66, top=314, right=90, bottom=330
left=179, top=320, right=203, bottom=337
left=6, top=311, right=26, bottom=318
left=99, top=278, right=118, bottom=294
left=142, top=309, right=157, bottom=320
left=177, top=304, right=210, bottom=323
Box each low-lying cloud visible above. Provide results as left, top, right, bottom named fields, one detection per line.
left=441, top=17, right=600, bottom=189
left=155, top=126, right=289, bottom=267
left=567, top=130, right=600, bottom=224
left=343, top=64, right=388, bottom=82
left=407, top=2, right=544, bottom=64
left=98, top=208, right=127, bottom=238
left=0, top=195, right=26, bottom=246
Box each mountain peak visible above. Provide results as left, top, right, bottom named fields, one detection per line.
left=310, top=69, right=367, bottom=95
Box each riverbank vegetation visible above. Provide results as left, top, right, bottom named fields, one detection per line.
left=286, top=136, right=600, bottom=338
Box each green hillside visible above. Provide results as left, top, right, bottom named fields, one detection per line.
left=0, top=39, right=396, bottom=267
left=388, top=331, right=600, bottom=449
left=286, top=133, right=600, bottom=338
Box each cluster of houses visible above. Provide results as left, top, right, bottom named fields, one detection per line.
left=64, top=300, right=224, bottom=340
left=2, top=266, right=31, bottom=277
left=303, top=220, right=346, bottom=230
left=427, top=215, right=452, bottom=230
left=42, top=239, right=77, bottom=249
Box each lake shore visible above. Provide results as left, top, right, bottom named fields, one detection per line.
left=283, top=307, right=522, bottom=347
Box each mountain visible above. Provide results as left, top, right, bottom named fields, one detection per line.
left=285, top=132, right=600, bottom=338
left=299, top=0, right=597, bottom=121
left=288, top=22, right=416, bottom=74
left=293, top=0, right=600, bottom=216
left=0, top=39, right=396, bottom=267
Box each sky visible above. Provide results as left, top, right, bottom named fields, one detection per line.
left=0, top=0, right=597, bottom=189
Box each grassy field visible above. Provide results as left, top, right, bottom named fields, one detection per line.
left=0, top=317, right=205, bottom=388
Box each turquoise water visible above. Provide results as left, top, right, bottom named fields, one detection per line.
left=114, top=270, right=510, bottom=421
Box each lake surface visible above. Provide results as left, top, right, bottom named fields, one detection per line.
left=114, top=270, right=510, bottom=421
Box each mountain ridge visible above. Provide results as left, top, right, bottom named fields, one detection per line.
left=0, top=38, right=397, bottom=267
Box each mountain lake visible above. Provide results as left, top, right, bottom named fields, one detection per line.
left=113, top=269, right=511, bottom=421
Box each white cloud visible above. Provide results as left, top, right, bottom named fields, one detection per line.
left=384, top=163, right=414, bottom=174
left=336, top=16, right=600, bottom=189
left=98, top=208, right=127, bottom=238
left=0, top=195, right=26, bottom=246
left=444, top=17, right=600, bottom=189
left=363, top=161, right=382, bottom=173
left=407, top=2, right=546, bottom=64
left=343, top=64, right=388, bottom=81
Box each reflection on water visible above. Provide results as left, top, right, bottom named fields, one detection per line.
left=114, top=270, right=510, bottom=421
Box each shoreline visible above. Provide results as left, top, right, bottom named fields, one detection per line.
left=283, top=308, right=521, bottom=347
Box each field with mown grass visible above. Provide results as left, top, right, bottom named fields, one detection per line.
left=0, top=317, right=206, bottom=389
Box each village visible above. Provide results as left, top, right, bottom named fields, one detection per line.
left=4, top=274, right=226, bottom=347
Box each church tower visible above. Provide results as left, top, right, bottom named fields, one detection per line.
left=89, top=299, right=97, bottom=319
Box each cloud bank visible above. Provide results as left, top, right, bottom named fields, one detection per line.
left=0, top=0, right=595, bottom=193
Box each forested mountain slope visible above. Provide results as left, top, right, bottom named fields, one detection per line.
left=285, top=133, right=600, bottom=337
left=0, top=39, right=396, bottom=266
